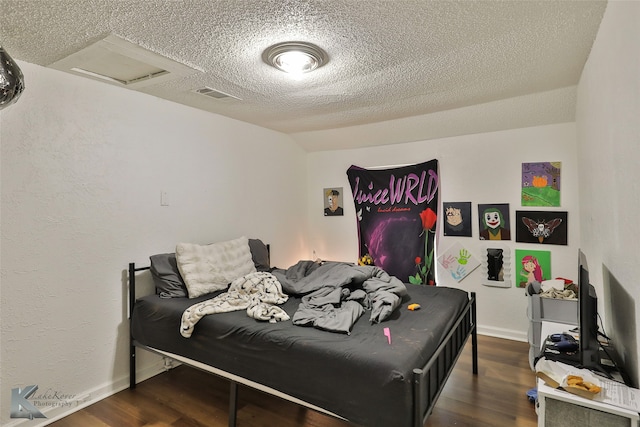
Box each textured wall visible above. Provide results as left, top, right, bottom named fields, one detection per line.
left=576, top=1, right=640, bottom=387
left=0, top=61, right=308, bottom=425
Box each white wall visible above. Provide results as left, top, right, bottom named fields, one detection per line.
left=307, top=122, right=580, bottom=341
left=0, top=61, right=308, bottom=425
left=576, top=1, right=640, bottom=387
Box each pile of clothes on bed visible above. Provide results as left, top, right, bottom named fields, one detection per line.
left=273, top=261, right=407, bottom=333
left=181, top=260, right=407, bottom=337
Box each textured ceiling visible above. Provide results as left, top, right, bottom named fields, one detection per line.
left=1, top=0, right=607, bottom=151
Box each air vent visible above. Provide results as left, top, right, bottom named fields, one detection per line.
left=193, top=87, right=241, bottom=101
left=48, top=34, right=201, bottom=89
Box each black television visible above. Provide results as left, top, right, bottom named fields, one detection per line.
left=578, top=249, right=602, bottom=371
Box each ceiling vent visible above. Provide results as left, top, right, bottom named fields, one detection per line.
left=48, top=34, right=201, bottom=89
left=193, top=87, right=241, bottom=101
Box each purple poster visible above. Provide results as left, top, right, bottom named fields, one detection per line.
left=347, top=160, right=439, bottom=284
left=521, top=162, right=561, bottom=207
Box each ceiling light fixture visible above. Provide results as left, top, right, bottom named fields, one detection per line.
left=263, top=42, right=328, bottom=75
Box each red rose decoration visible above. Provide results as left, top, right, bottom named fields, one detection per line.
left=419, top=208, right=437, bottom=230
left=410, top=208, right=438, bottom=286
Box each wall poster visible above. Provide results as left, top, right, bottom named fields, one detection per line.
left=521, top=162, right=561, bottom=207
left=515, top=249, right=551, bottom=289
left=347, top=160, right=439, bottom=284
left=437, top=242, right=480, bottom=283
left=515, top=210, right=568, bottom=245
left=443, top=201, right=472, bottom=237
left=477, top=203, right=511, bottom=240
left=323, top=187, right=344, bottom=216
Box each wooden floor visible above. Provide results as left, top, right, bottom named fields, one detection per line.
left=49, top=335, right=538, bottom=427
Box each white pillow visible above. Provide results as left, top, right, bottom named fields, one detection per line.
left=176, top=236, right=256, bottom=298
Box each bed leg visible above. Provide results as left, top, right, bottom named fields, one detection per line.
left=228, top=381, right=238, bottom=427
left=471, top=292, right=478, bottom=375
left=130, top=343, right=136, bottom=389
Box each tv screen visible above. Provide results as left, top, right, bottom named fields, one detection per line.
left=578, top=249, right=601, bottom=371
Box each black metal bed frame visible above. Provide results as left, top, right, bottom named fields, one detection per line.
left=128, top=262, right=477, bottom=427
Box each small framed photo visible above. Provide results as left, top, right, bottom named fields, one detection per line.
left=324, top=187, right=344, bottom=216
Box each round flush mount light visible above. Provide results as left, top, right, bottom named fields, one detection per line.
left=262, top=42, right=328, bottom=75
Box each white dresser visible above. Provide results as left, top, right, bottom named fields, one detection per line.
left=527, top=295, right=578, bottom=369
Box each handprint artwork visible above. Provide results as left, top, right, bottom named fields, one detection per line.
left=450, top=265, right=467, bottom=281
left=437, top=242, right=480, bottom=283
left=457, top=248, right=471, bottom=265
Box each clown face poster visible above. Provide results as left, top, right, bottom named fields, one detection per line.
left=347, top=160, right=438, bottom=284
left=478, top=203, right=511, bottom=241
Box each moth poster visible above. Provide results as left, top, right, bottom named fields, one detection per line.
left=516, top=211, right=568, bottom=245
left=347, top=160, right=439, bottom=284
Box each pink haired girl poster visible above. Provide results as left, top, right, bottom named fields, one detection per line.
left=515, top=249, right=551, bottom=288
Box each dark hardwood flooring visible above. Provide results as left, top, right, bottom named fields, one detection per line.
left=49, top=335, right=538, bottom=427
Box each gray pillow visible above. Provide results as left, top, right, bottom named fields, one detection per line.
left=249, top=239, right=270, bottom=271
left=150, top=253, right=188, bottom=298
left=149, top=239, right=269, bottom=298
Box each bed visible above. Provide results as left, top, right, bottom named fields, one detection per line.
left=128, top=239, right=477, bottom=427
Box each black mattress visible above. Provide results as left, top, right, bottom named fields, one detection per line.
left=131, top=283, right=469, bottom=427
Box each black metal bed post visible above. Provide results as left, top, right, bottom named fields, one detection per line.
left=129, top=262, right=137, bottom=389
left=471, top=292, right=478, bottom=375
left=412, top=291, right=479, bottom=427
left=412, top=367, right=425, bottom=427
left=228, top=381, right=238, bottom=427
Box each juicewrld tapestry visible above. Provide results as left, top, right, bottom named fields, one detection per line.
left=347, top=160, right=439, bottom=284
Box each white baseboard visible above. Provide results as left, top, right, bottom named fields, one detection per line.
left=5, top=359, right=166, bottom=427
left=478, top=325, right=528, bottom=343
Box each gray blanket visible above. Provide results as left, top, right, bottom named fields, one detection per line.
left=272, top=261, right=407, bottom=334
